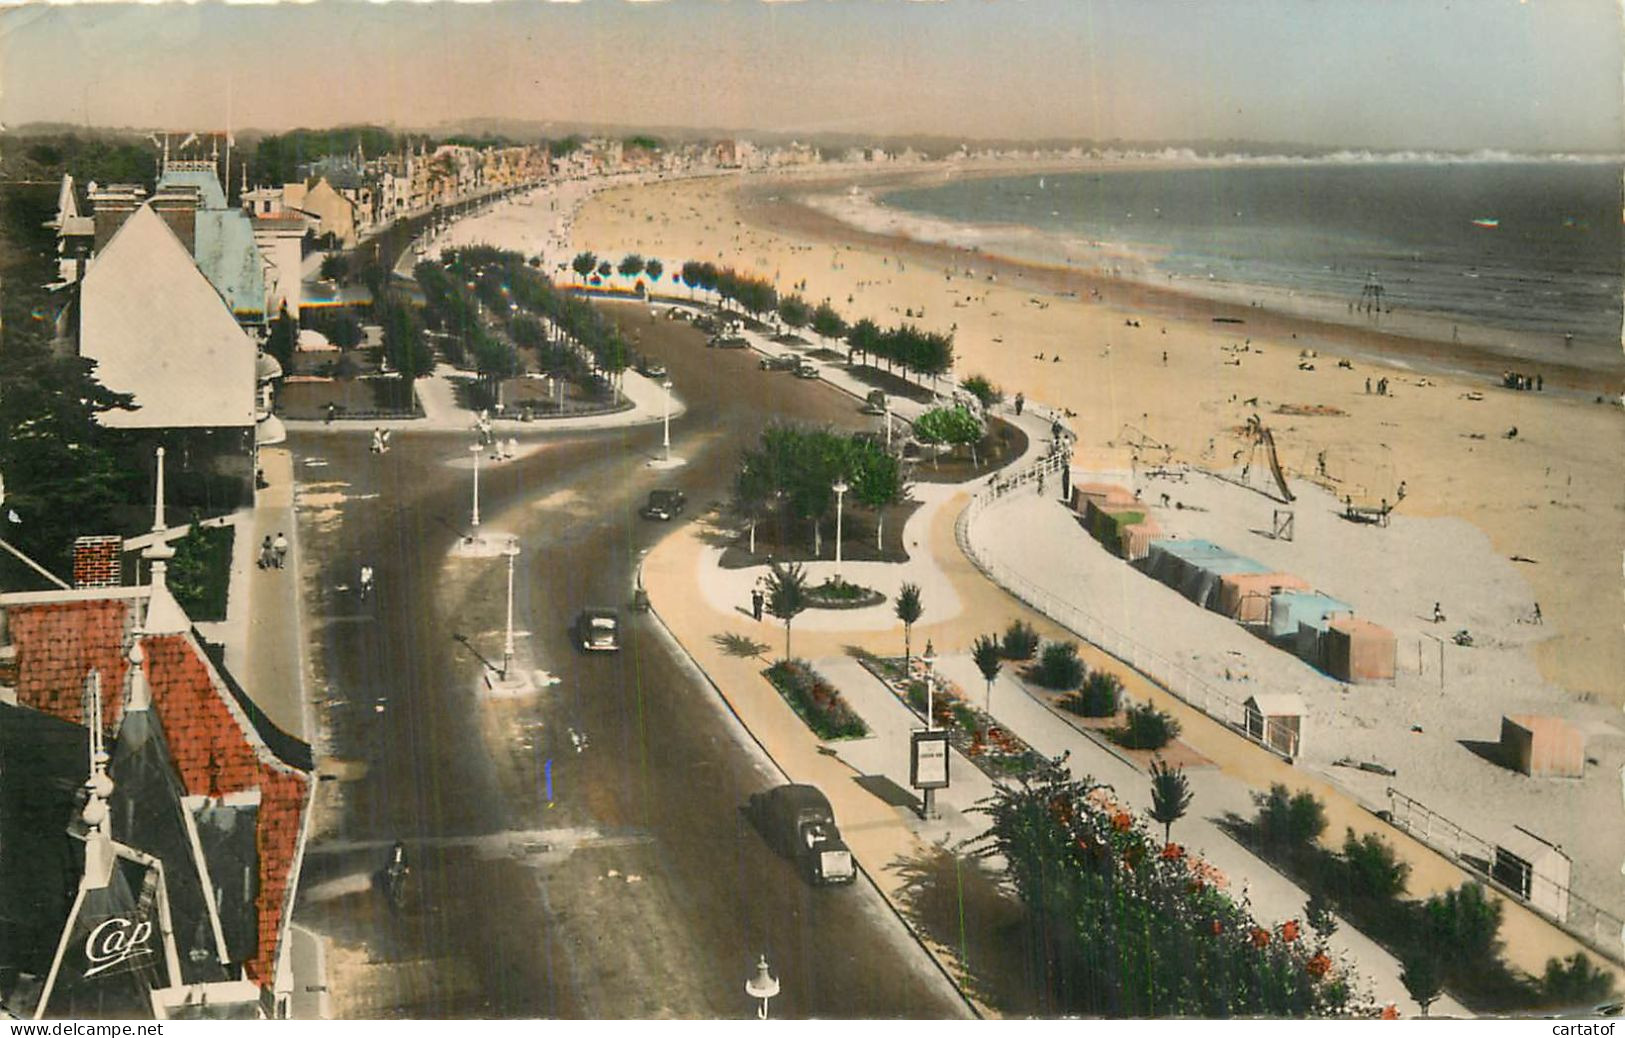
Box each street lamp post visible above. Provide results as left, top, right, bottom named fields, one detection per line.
left=883, top=398, right=893, bottom=451
left=831, top=478, right=848, bottom=583
left=921, top=640, right=938, bottom=820
left=744, top=954, right=780, bottom=1020
left=468, top=443, right=483, bottom=530
left=502, top=538, right=520, bottom=679
left=662, top=379, right=674, bottom=462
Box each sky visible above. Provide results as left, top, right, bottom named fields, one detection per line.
left=0, top=0, right=1620, bottom=152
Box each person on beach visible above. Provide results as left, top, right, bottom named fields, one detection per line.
left=1365, top=378, right=1372, bottom=394
left=1537, top=374, right=1543, bottom=391
left=273, top=532, right=289, bottom=569
left=1532, top=602, right=1543, bottom=625
left=1433, top=602, right=1446, bottom=624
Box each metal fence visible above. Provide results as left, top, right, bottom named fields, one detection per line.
left=1385, top=787, right=1624, bottom=966
left=956, top=468, right=1300, bottom=760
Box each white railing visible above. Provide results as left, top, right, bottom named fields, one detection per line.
left=956, top=475, right=1300, bottom=761
left=1386, top=788, right=1624, bottom=966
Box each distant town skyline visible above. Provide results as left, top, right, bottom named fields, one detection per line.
left=1, top=0, right=1620, bottom=154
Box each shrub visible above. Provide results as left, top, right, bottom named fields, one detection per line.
left=1066, top=670, right=1122, bottom=717
left=1337, top=829, right=1410, bottom=902
left=961, top=374, right=1004, bottom=409
left=1001, top=619, right=1040, bottom=660
left=1253, top=784, right=1328, bottom=849
left=1031, top=640, right=1086, bottom=690
left=1539, top=953, right=1616, bottom=1006
left=1115, top=702, right=1180, bottom=750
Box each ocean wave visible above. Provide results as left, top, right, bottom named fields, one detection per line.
left=1082, top=146, right=1622, bottom=166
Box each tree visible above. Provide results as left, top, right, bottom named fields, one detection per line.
left=1339, top=829, right=1410, bottom=902
left=778, top=294, right=810, bottom=331
left=1399, top=951, right=1443, bottom=1017
left=1001, top=619, right=1040, bottom=660
left=765, top=561, right=809, bottom=661
left=913, top=405, right=984, bottom=466
left=265, top=303, right=296, bottom=369
left=810, top=301, right=846, bottom=344
left=680, top=260, right=704, bottom=299
left=319, top=252, right=349, bottom=282
left=846, top=318, right=881, bottom=366
left=971, top=634, right=1002, bottom=717
left=618, top=253, right=645, bottom=279
left=848, top=439, right=904, bottom=551
left=1117, top=703, right=1180, bottom=751
left=571, top=251, right=597, bottom=285
left=645, top=258, right=663, bottom=283
left=1148, top=759, right=1194, bottom=846
left=895, top=582, right=923, bottom=669
left=961, top=374, right=1003, bottom=410
left=596, top=260, right=612, bottom=278
left=1031, top=640, right=1086, bottom=689
left=379, top=293, right=432, bottom=381
left=1540, top=953, right=1616, bottom=1006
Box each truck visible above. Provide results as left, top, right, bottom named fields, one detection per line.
left=746, top=784, right=856, bottom=886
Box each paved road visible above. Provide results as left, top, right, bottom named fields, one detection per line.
left=291, top=303, right=969, bottom=1019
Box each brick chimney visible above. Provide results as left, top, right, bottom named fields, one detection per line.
left=73, top=535, right=124, bottom=590
left=87, top=182, right=148, bottom=252
left=151, top=183, right=202, bottom=253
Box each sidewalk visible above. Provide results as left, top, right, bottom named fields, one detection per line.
left=643, top=480, right=1448, bottom=1014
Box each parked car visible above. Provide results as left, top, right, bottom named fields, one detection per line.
left=861, top=389, right=888, bottom=414
left=708, top=335, right=748, bottom=349
left=640, top=489, right=687, bottom=521
left=636, top=359, right=668, bottom=379
left=572, top=608, right=621, bottom=652
left=746, top=784, right=856, bottom=886
left=792, top=362, right=820, bottom=380
left=759, top=354, right=800, bottom=372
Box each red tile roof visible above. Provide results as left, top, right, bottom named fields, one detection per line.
left=5, top=600, right=311, bottom=991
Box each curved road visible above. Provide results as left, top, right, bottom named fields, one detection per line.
left=292, top=303, right=971, bottom=1019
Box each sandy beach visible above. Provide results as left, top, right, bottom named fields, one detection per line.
left=564, top=166, right=1623, bottom=707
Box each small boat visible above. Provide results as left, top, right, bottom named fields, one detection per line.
left=1471, top=217, right=1500, bottom=229
left=1038, top=177, right=1045, bottom=190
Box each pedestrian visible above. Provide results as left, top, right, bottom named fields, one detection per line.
left=359, top=564, right=375, bottom=601
left=1536, top=373, right=1543, bottom=392
left=1365, top=377, right=1371, bottom=394
left=1396, top=480, right=1407, bottom=502
left=371, top=427, right=384, bottom=454
left=273, top=532, right=289, bottom=569
left=1532, top=602, right=1542, bottom=625
left=259, top=536, right=273, bottom=570
left=1432, top=602, right=1445, bottom=624
left=380, top=429, right=392, bottom=454
left=506, top=437, right=519, bottom=461
left=751, top=587, right=764, bottom=622
left=325, top=403, right=336, bottom=425
left=1014, top=392, right=1024, bottom=416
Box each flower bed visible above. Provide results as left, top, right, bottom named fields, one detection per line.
left=805, top=577, right=886, bottom=610
left=857, top=655, right=1048, bottom=779
left=764, top=659, right=870, bottom=740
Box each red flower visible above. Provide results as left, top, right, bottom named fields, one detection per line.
left=1210, top=919, right=1223, bottom=936
left=1111, top=812, right=1133, bottom=832
left=1380, top=1003, right=1399, bottom=1020
left=1250, top=927, right=1271, bottom=948
left=1160, top=843, right=1185, bottom=860
left=1281, top=919, right=1301, bottom=943
left=1306, top=953, right=1332, bottom=979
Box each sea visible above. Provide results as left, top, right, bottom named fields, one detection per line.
left=877, top=161, right=1624, bottom=371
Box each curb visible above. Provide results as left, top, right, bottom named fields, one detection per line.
left=636, top=556, right=985, bottom=1020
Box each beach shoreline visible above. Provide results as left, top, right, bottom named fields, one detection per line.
left=738, top=169, right=1623, bottom=396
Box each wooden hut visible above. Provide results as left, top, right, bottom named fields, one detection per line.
left=1499, top=715, right=1586, bottom=779
left=1243, top=693, right=1305, bottom=758
left=1216, top=572, right=1310, bottom=623
left=1323, top=616, right=1396, bottom=682
left=1492, top=825, right=1571, bottom=921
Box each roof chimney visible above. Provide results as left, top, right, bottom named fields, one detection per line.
left=72, top=535, right=124, bottom=589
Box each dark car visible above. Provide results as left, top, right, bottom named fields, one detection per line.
left=636, top=359, right=668, bottom=379
left=746, top=784, right=856, bottom=885
left=792, top=361, right=820, bottom=380
left=572, top=608, right=621, bottom=652
left=708, top=334, right=749, bottom=349
left=640, top=489, right=687, bottom=521
left=759, top=354, right=800, bottom=372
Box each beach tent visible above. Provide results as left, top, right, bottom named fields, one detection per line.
left=1072, top=481, right=1136, bottom=515
left=1323, top=616, right=1396, bottom=682
left=1243, top=693, right=1305, bottom=758
left=1172, top=548, right=1270, bottom=610
left=1083, top=499, right=1148, bottom=555
left=1119, top=515, right=1164, bottom=562
left=1216, top=571, right=1311, bottom=623
left=1492, top=825, right=1571, bottom=922
left=1268, top=590, right=1352, bottom=641
left=1499, top=714, right=1585, bottom=779
left=1141, top=539, right=1228, bottom=590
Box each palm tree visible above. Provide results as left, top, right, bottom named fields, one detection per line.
left=765, top=562, right=809, bottom=661
left=895, top=582, right=923, bottom=670
left=1148, top=758, right=1193, bottom=846
left=972, top=633, right=1002, bottom=736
